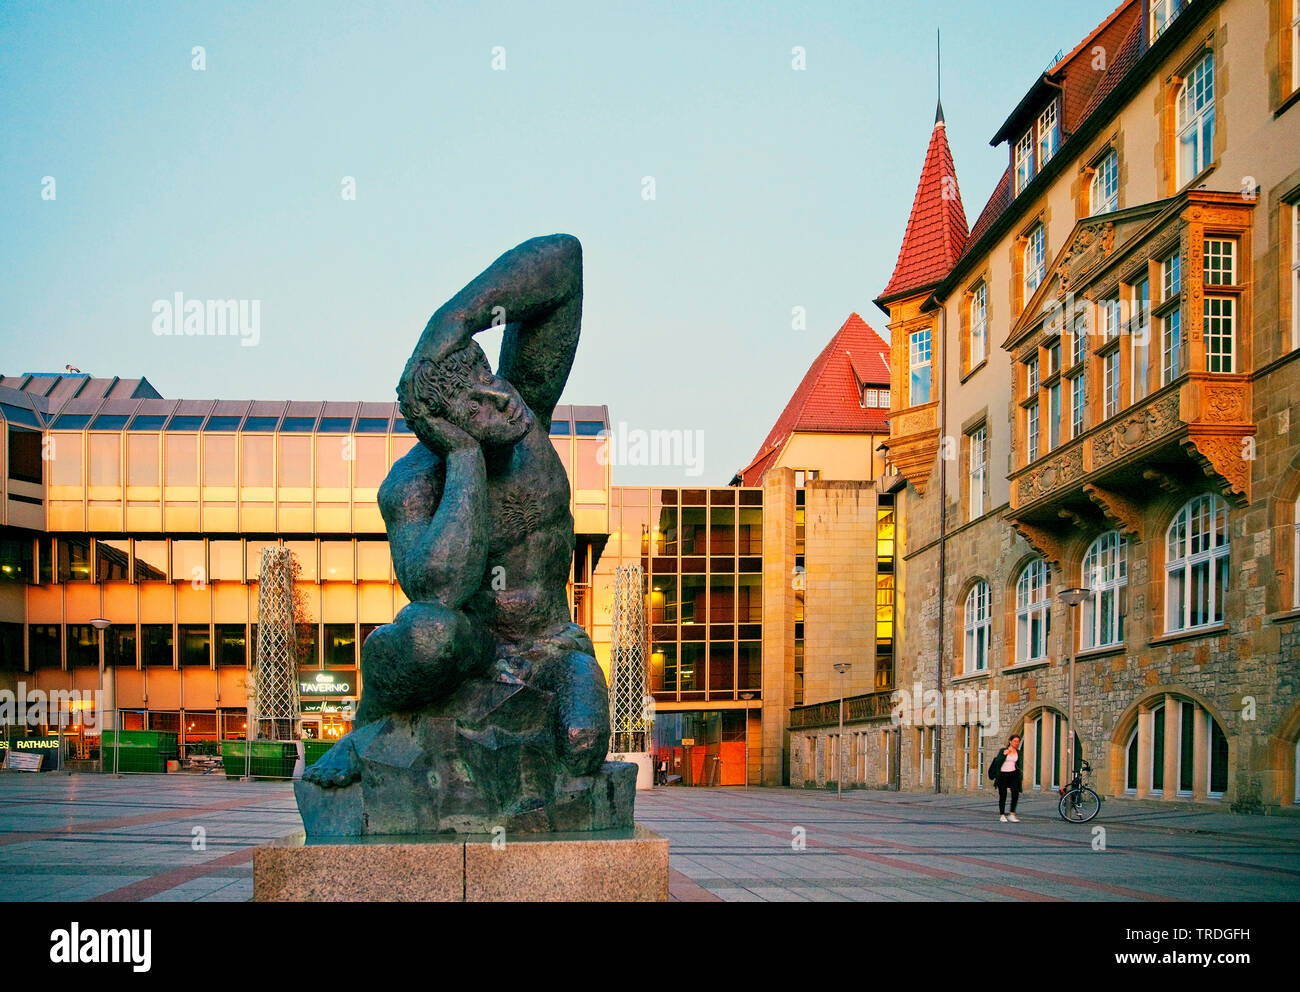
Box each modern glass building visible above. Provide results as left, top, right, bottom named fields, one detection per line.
left=0, top=372, right=611, bottom=756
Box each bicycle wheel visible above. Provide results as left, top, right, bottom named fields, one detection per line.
left=1058, top=787, right=1101, bottom=823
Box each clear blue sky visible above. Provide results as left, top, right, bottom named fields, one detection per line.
left=1, top=0, right=1116, bottom=484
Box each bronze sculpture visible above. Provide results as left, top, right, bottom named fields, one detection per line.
left=296, top=235, right=634, bottom=836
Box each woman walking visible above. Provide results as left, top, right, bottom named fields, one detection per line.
left=988, top=734, right=1024, bottom=822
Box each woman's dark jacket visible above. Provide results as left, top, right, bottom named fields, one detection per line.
left=987, top=747, right=1024, bottom=789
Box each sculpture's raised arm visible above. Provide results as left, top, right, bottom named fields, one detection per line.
left=409, top=234, right=582, bottom=429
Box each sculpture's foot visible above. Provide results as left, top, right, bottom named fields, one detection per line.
left=302, top=733, right=362, bottom=789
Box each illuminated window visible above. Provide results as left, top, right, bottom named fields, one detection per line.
left=1089, top=149, right=1119, bottom=215
left=1165, top=493, right=1229, bottom=633
left=1015, top=558, right=1051, bottom=665
left=963, top=580, right=991, bottom=673
left=1081, top=531, right=1127, bottom=649
left=1176, top=51, right=1215, bottom=185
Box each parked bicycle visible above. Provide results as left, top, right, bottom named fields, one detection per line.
left=1058, top=759, right=1102, bottom=822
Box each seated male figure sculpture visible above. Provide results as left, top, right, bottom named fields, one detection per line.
left=303, top=234, right=611, bottom=796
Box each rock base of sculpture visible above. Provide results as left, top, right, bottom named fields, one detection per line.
left=253, top=826, right=669, bottom=902
left=295, top=677, right=637, bottom=836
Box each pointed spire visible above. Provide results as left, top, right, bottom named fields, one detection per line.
left=935, top=28, right=945, bottom=126
left=878, top=105, right=970, bottom=303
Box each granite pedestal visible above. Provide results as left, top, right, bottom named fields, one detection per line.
left=254, top=825, right=668, bottom=902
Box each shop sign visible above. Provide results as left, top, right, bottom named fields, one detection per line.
left=301, top=699, right=358, bottom=715
left=681, top=737, right=695, bottom=746
left=299, top=671, right=356, bottom=696
left=0, top=738, right=63, bottom=750
left=3, top=751, right=43, bottom=771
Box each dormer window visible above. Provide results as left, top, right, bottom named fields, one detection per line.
left=1037, top=102, right=1060, bottom=168
left=1151, top=0, right=1192, bottom=42
left=1015, top=131, right=1035, bottom=194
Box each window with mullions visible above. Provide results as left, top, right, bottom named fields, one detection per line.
left=1015, top=558, right=1051, bottom=665
left=970, top=282, right=988, bottom=368
left=1160, top=251, right=1183, bottom=384
left=7, top=426, right=42, bottom=483
left=1026, top=401, right=1040, bottom=463
left=909, top=328, right=932, bottom=405
left=1204, top=297, right=1235, bottom=372
left=1015, top=131, right=1034, bottom=195
left=1069, top=372, right=1086, bottom=439
left=1131, top=277, right=1151, bottom=402
left=968, top=426, right=987, bottom=520
left=1024, top=224, right=1047, bottom=301
left=1176, top=51, right=1215, bottom=185
left=1089, top=149, right=1119, bottom=215
left=963, top=581, right=991, bottom=673
left=1204, top=238, right=1236, bottom=285
left=1165, top=493, right=1230, bottom=633
left=1103, top=349, right=1121, bottom=419
left=1151, top=0, right=1192, bottom=41
left=1081, top=531, right=1127, bottom=649
left=1037, top=101, right=1060, bottom=168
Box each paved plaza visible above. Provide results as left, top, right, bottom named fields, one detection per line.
left=0, top=773, right=1297, bottom=901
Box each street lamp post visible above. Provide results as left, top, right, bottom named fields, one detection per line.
left=90, top=618, right=112, bottom=775
left=833, top=663, right=851, bottom=799
left=740, top=692, right=755, bottom=789
left=1057, top=589, right=1092, bottom=787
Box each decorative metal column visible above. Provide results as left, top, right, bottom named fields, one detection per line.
left=608, top=563, right=652, bottom=753
left=254, top=546, right=300, bottom=741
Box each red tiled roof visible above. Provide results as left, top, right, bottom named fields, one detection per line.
left=738, top=313, right=890, bottom=486
left=954, top=2, right=1144, bottom=271
left=879, top=119, right=970, bottom=301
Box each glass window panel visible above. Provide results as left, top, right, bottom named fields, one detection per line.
left=355, top=418, right=389, bottom=433
left=318, top=417, right=353, bottom=433
left=241, top=435, right=274, bottom=486
left=316, top=435, right=350, bottom=488
left=49, top=434, right=83, bottom=486
left=96, top=539, right=130, bottom=582
left=128, top=415, right=167, bottom=431
left=279, top=435, right=311, bottom=486
left=164, top=434, right=198, bottom=486
left=204, top=416, right=242, bottom=431
left=30, top=624, right=61, bottom=667
left=141, top=624, right=174, bottom=667
left=133, top=541, right=167, bottom=581
left=357, top=541, right=391, bottom=580
left=172, top=541, right=205, bottom=583
left=166, top=416, right=204, bottom=431
left=285, top=541, right=317, bottom=581
left=209, top=541, right=242, bottom=581
left=66, top=623, right=98, bottom=666
left=126, top=434, right=159, bottom=486
left=57, top=538, right=91, bottom=582
left=354, top=436, right=387, bottom=488
left=52, top=414, right=91, bottom=430
left=179, top=625, right=211, bottom=666
left=323, top=624, right=357, bottom=666
left=88, top=434, right=121, bottom=487
left=203, top=434, right=236, bottom=485
left=321, top=541, right=354, bottom=581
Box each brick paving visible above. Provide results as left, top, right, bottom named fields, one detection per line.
left=1, top=773, right=1297, bottom=901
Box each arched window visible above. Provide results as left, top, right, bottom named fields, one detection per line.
left=1015, top=559, right=1051, bottom=665
left=1165, top=493, right=1229, bottom=633
left=1128, top=697, right=1228, bottom=799
left=1081, top=532, right=1127, bottom=649
left=963, top=581, right=991, bottom=673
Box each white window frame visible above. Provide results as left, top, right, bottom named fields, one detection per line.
left=1048, top=380, right=1061, bottom=451
left=909, top=328, right=932, bottom=406
left=1090, top=149, right=1119, bottom=215
left=1162, top=308, right=1183, bottom=384
left=1081, top=531, right=1128, bottom=649
left=963, top=581, right=991, bottom=673
left=1103, top=349, right=1121, bottom=418
left=969, top=425, right=987, bottom=520
left=1165, top=493, right=1230, bottom=633
left=1015, top=558, right=1051, bottom=665
left=1069, top=371, right=1085, bottom=438
left=1204, top=238, right=1236, bottom=285
left=1176, top=51, right=1215, bottom=186
left=1294, top=496, right=1300, bottom=611
left=1015, top=130, right=1035, bottom=195
left=1100, top=296, right=1121, bottom=342
left=1131, top=277, right=1150, bottom=402
left=1037, top=101, right=1060, bottom=168
left=1024, top=224, right=1047, bottom=300
left=1204, top=296, right=1235, bottom=373
left=1026, top=401, right=1040, bottom=462
left=1151, top=0, right=1190, bottom=42
left=970, top=282, right=988, bottom=368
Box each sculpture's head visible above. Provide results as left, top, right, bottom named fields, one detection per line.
left=398, top=340, right=532, bottom=450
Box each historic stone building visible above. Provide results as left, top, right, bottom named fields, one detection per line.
left=862, top=0, right=1300, bottom=810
